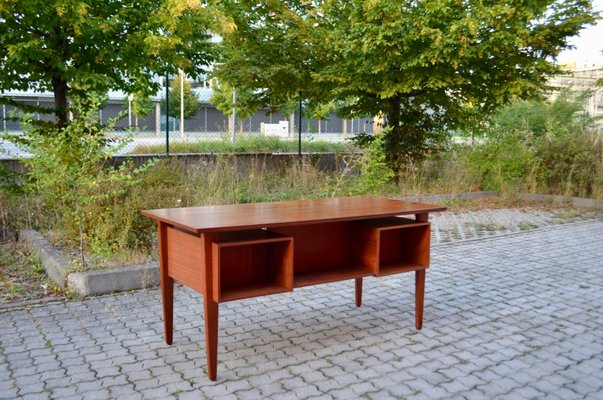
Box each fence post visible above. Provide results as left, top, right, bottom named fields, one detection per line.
left=298, top=98, right=302, bottom=156
left=165, top=74, right=170, bottom=155
left=232, top=88, right=237, bottom=142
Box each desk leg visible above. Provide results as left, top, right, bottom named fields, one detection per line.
left=355, top=278, right=363, bottom=307
left=161, top=275, right=174, bottom=345
left=158, top=222, right=173, bottom=345
left=204, top=297, right=219, bottom=381
left=415, top=270, right=425, bottom=330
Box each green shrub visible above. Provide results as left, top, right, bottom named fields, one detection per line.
left=457, top=92, right=602, bottom=197
left=460, top=132, right=536, bottom=192
left=347, top=134, right=394, bottom=195
left=532, top=132, right=603, bottom=197
left=489, top=90, right=593, bottom=139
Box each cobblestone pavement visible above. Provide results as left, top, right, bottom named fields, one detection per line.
left=1, top=215, right=602, bottom=399
left=430, top=207, right=600, bottom=243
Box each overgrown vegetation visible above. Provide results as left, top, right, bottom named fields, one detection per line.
left=130, top=136, right=355, bottom=154
left=456, top=92, right=603, bottom=198
left=1, top=93, right=601, bottom=271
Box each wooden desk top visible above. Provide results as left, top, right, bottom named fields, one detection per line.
left=142, top=196, right=447, bottom=234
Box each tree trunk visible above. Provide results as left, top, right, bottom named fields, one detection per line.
left=385, top=96, right=402, bottom=180
left=52, top=77, right=69, bottom=128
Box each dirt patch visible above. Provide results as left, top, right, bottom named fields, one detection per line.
left=0, top=241, right=66, bottom=304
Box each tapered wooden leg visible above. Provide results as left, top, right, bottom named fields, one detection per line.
left=355, top=278, right=363, bottom=307
left=158, top=222, right=173, bottom=345
left=204, top=297, right=219, bottom=381
left=415, top=269, right=426, bottom=330
left=161, top=276, right=174, bottom=345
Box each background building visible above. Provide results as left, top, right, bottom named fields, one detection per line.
left=548, top=62, right=603, bottom=130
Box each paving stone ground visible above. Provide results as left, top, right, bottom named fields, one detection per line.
left=1, top=210, right=602, bottom=399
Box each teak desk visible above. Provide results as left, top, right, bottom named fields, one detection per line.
left=142, top=196, right=446, bottom=380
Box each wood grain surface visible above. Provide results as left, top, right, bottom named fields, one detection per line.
left=142, top=196, right=446, bottom=233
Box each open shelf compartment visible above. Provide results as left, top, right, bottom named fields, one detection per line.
left=270, top=222, right=376, bottom=288
left=354, top=217, right=431, bottom=276
left=212, top=230, right=293, bottom=302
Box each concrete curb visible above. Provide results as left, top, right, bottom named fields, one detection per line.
left=68, top=262, right=159, bottom=296
left=400, top=191, right=496, bottom=204
left=400, top=191, right=603, bottom=209
left=517, top=192, right=603, bottom=208
left=18, top=229, right=70, bottom=287
left=18, top=229, right=159, bottom=297
left=16, top=190, right=601, bottom=298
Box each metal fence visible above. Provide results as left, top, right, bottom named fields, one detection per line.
left=1, top=97, right=376, bottom=158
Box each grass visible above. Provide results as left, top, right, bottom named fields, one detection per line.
left=464, top=221, right=508, bottom=233
left=129, top=136, right=356, bottom=154
left=518, top=222, right=539, bottom=231
left=2, top=137, right=602, bottom=280
left=0, top=241, right=65, bottom=303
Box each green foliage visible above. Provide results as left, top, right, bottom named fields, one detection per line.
left=459, top=94, right=603, bottom=197
left=131, top=95, right=154, bottom=124
left=488, top=90, right=594, bottom=139
left=304, top=100, right=338, bottom=134
left=0, top=164, right=23, bottom=196
left=3, top=91, right=602, bottom=270
left=348, top=133, right=395, bottom=195
left=0, top=0, right=222, bottom=126
left=84, top=159, right=193, bottom=260
left=210, top=80, right=258, bottom=120
left=18, top=95, right=155, bottom=259
left=532, top=133, right=603, bottom=197
left=164, top=76, right=201, bottom=120
left=215, top=1, right=320, bottom=110
left=216, top=0, right=596, bottom=175
left=461, top=132, right=536, bottom=192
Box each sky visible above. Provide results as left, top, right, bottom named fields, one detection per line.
left=557, top=0, right=603, bottom=66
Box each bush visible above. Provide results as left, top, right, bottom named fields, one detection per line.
left=458, top=93, right=603, bottom=197
left=460, top=131, right=536, bottom=192
left=533, top=133, right=603, bottom=197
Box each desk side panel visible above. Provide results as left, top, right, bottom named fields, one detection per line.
left=166, top=226, right=205, bottom=292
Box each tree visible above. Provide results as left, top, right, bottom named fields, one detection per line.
left=304, top=101, right=337, bottom=135
left=165, top=76, right=200, bottom=120
left=0, top=0, right=226, bottom=127
left=216, top=0, right=596, bottom=176
left=214, top=1, right=323, bottom=111
left=131, top=94, right=154, bottom=128
left=210, top=80, right=259, bottom=133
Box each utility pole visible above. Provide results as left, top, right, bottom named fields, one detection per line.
left=180, top=70, right=184, bottom=138
left=165, top=74, right=170, bottom=155
left=232, top=88, right=237, bottom=142
left=128, top=94, right=133, bottom=129
left=298, top=97, right=302, bottom=156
